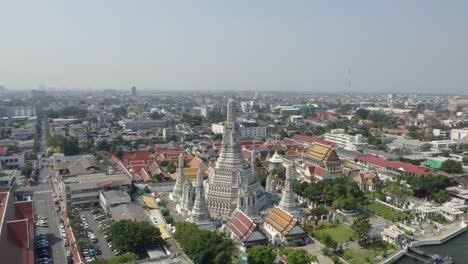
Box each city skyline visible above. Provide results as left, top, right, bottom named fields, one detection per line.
left=1, top=1, right=467, bottom=93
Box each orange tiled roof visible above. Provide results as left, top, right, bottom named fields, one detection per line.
left=264, top=207, right=297, bottom=236
left=305, top=144, right=341, bottom=164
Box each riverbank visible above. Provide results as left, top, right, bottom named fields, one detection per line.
left=383, top=222, right=467, bottom=263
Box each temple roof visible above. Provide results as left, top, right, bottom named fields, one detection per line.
left=268, top=151, right=283, bottom=163
left=305, top=144, right=341, bottom=164
left=226, top=211, right=267, bottom=243
left=264, top=207, right=306, bottom=237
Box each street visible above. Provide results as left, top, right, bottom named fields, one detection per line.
left=32, top=166, right=67, bottom=264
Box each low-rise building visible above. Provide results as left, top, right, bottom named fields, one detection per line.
left=0, top=192, right=35, bottom=264
left=324, top=129, right=368, bottom=151
left=99, top=190, right=131, bottom=212
left=0, top=147, right=25, bottom=169
left=451, top=128, right=468, bottom=142
left=121, top=119, right=168, bottom=131
left=387, top=138, right=431, bottom=152
left=212, top=122, right=267, bottom=139
left=225, top=210, right=268, bottom=252
left=430, top=140, right=456, bottom=151
left=381, top=225, right=405, bottom=245
left=60, top=172, right=131, bottom=210
left=263, top=207, right=308, bottom=246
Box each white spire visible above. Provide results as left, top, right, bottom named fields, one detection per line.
left=227, top=98, right=235, bottom=123
left=188, top=169, right=213, bottom=229
left=178, top=152, right=184, bottom=168
left=171, top=153, right=186, bottom=202
left=278, top=164, right=301, bottom=218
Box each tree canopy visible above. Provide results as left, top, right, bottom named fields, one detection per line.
left=441, top=160, right=463, bottom=173
left=47, top=135, right=81, bottom=156
left=109, top=220, right=162, bottom=254
left=248, top=246, right=275, bottom=264
left=351, top=215, right=372, bottom=246
left=293, top=177, right=364, bottom=210
left=278, top=248, right=317, bottom=264
left=89, top=253, right=138, bottom=264
left=174, top=222, right=237, bottom=264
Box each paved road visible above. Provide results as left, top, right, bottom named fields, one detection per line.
left=32, top=166, right=67, bottom=264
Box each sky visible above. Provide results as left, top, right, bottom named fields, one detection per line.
left=0, top=1, right=467, bottom=94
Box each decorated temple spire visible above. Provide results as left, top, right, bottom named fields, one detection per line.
left=171, top=153, right=186, bottom=201
left=227, top=97, right=235, bottom=124
left=278, top=164, right=301, bottom=218
left=188, top=169, right=213, bottom=229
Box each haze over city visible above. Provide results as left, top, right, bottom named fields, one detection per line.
left=1, top=2, right=468, bottom=264
left=1, top=1, right=467, bottom=94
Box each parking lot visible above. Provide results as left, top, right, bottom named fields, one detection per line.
left=34, top=191, right=68, bottom=264
left=82, top=210, right=115, bottom=260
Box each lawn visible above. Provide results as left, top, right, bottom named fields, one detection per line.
left=364, top=202, right=413, bottom=222
left=311, top=224, right=354, bottom=243
left=340, top=243, right=395, bottom=264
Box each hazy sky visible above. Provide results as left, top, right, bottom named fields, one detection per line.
left=0, top=1, right=467, bottom=93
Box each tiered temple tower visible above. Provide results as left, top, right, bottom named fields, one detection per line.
left=188, top=169, right=213, bottom=230
left=278, top=164, right=301, bottom=218
left=171, top=153, right=186, bottom=201
left=205, top=98, right=268, bottom=218
left=180, top=179, right=194, bottom=212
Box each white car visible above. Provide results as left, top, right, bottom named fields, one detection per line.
left=52, top=193, right=57, bottom=198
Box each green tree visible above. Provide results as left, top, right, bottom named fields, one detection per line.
left=110, top=220, right=162, bottom=254
left=441, top=160, right=463, bottom=173
left=63, top=136, right=81, bottom=156
left=351, top=215, right=372, bottom=246
left=174, top=222, right=237, bottom=264
left=322, top=234, right=338, bottom=249
left=149, top=111, right=163, bottom=119
left=21, top=163, right=34, bottom=177
left=310, top=207, right=328, bottom=217
left=248, top=246, right=275, bottom=264
left=433, top=190, right=450, bottom=204
left=89, top=253, right=138, bottom=264
left=111, top=106, right=128, bottom=118
left=278, top=248, right=315, bottom=264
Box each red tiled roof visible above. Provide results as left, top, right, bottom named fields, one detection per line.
left=280, top=137, right=298, bottom=146
left=226, top=211, right=255, bottom=242
left=292, top=135, right=336, bottom=147
left=356, top=155, right=434, bottom=176
left=0, top=147, right=7, bottom=155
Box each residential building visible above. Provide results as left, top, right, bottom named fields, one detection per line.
left=0, top=147, right=25, bottom=169
left=212, top=122, right=267, bottom=139
left=451, top=128, right=468, bottom=142
left=120, top=119, right=168, bottom=131
left=447, top=98, right=468, bottom=113
left=68, top=124, right=88, bottom=142
left=324, top=129, right=368, bottom=151
left=0, top=192, right=35, bottom=264
left=387, top=138, right=430, bottom=152
left=0, top=169, right=18, bottom=191
left=430, top=140, right=456, bottom=150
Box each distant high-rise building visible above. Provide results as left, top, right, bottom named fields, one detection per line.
left=131, top=86, right=137, bottom=96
